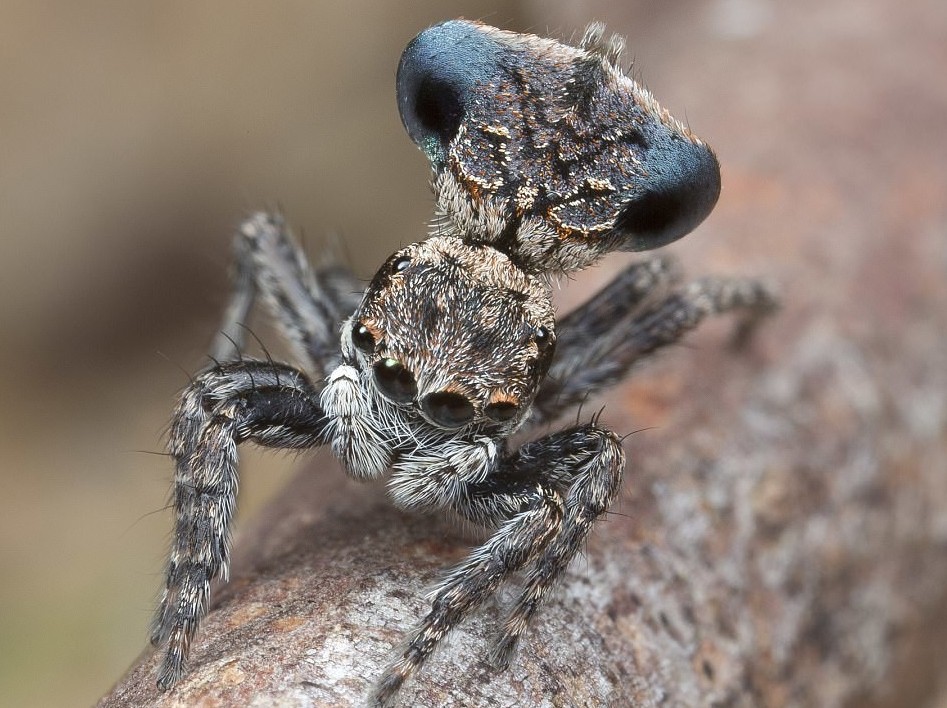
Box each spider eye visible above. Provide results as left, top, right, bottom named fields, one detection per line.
left=391, top=255, right=412, bottom=273
left=422, top=391, right=475, bottom=428
left=374, top=358, right=417, bottom=403
left=352, top=322, right=376, bottom=353
left=485, top=401, right=519, bottom=422
left=535, top=325, right=552, bottom=351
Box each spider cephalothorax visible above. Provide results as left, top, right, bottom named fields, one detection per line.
left=151, top=19, right=777, bottom=707
left=346, top=237, right=555, bottom=431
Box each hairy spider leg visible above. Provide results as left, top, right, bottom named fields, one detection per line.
left=210, top=212, right=362, bottom=379
left=371, top=423, right=624, bottom=707
left=531, top=268, right=779, bottom=426
left=489, top=424, right=624, bottom=667
left=151, top=360, right=327, bottom=690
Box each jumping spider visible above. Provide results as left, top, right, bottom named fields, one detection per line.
left=151, top=20, right=777, bottom=705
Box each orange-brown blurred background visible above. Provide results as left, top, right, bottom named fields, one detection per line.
left=2, top=1, right=945, bottom=706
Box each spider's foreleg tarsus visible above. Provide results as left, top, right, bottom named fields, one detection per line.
left=151, top=359, right=326, bottom=690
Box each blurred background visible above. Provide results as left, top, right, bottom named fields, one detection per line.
left=1, top=1, right=944, bottom=706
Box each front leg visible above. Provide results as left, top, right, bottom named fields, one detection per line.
left=374, top=423, right=624, bottom=706
left=151, top=359, right=327, bottom=690
left=490, top=424, right=625, bottom=667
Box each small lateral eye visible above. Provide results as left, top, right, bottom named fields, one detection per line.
left=535, top=325, right=552, bottom=350
left=485, top=401, right=519, bottom=422
left=391, top=255, right=412, bottom=273
left=352, top=322, right=376, bottom=353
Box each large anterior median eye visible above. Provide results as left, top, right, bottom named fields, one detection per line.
left=422, top=391, right=475, bottom=428
left=373, top=358, right=417, bottom=403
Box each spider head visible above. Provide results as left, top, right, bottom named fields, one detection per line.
left=344, top=237, right=555, bottom=432
left=398, top=20, right=720, bottom=273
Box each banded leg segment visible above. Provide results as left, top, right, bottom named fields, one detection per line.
left=532, top=271, right=778, bottom=426
left=555, top=254, right=681, bottom=346
left=373, top=473, right=565, bottom=706
left=490, top=423, right=625, bottom=667
left=210, top=212, right=363, bottom=378
left=151, top=360, right=327, bottom=690
left=372, top=423, right=625, bottom=706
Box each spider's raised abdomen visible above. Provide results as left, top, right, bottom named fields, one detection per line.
left=398, top=20, right=722, bottom=273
